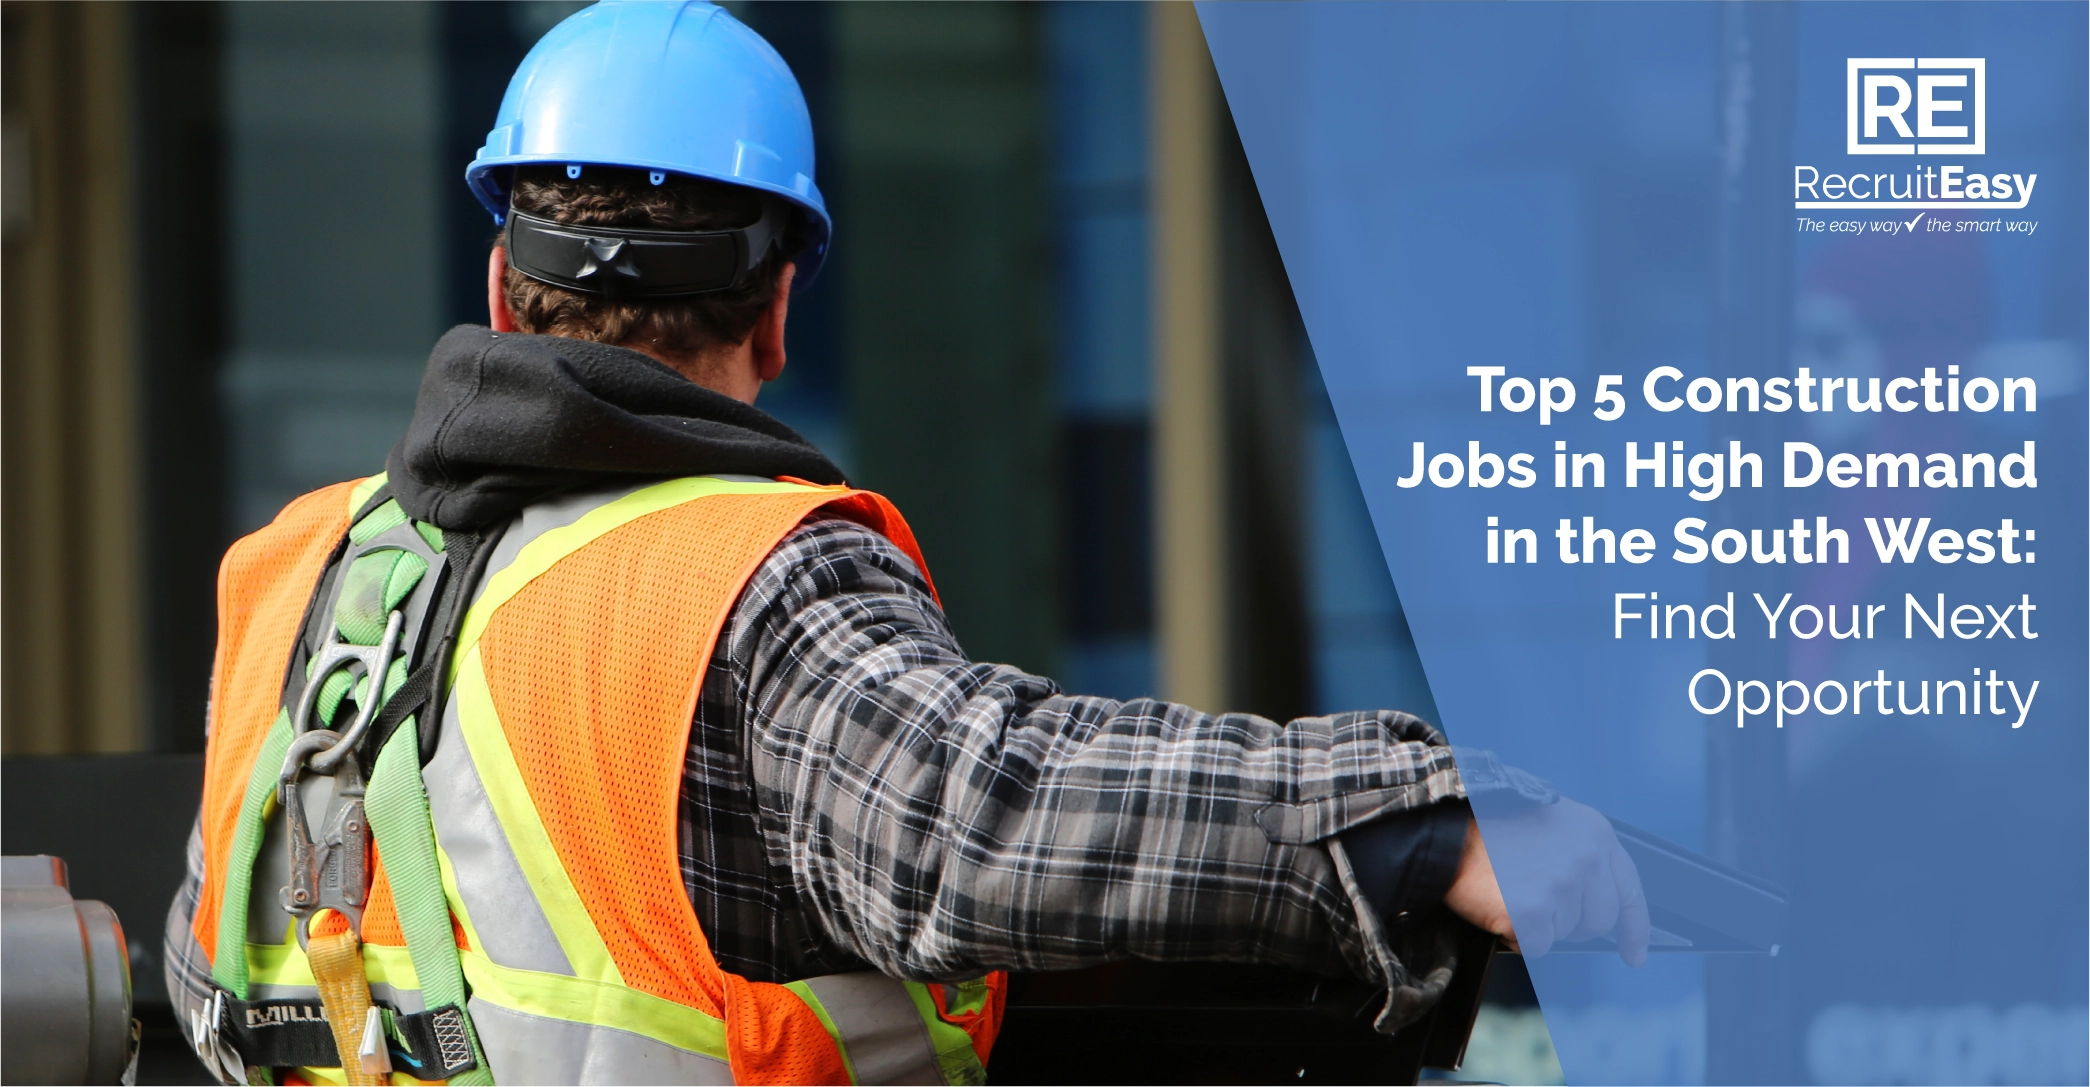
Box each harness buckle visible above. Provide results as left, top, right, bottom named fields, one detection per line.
left=279, top=729, right=370, bottom=946
left=192, top=990, right=247, bottom=1083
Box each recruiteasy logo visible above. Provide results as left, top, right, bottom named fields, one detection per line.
left=1848, top=57, right=1983, bottom=155
left=1795, top=56, right=2036, bottom=212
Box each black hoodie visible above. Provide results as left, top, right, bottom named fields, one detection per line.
left=386, top=325, right=844, bottom=531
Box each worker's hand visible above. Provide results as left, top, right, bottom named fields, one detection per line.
left=1441, top=800, right=1649, bottom=966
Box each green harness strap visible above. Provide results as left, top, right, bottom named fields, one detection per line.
left=366, top=719, right=492, bottom=1084
left=214, top=496, right=494, bottom=1083
left=212, top=711, right=296, bottom=997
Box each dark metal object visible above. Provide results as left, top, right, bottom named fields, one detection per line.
left=278, top=731, right=369, bottom=942
left=2, top=855, right=137, bottom=1085
left=991, top=813, right=1789, bottom=1084
left=991, top=921, right=1500, bottom=1086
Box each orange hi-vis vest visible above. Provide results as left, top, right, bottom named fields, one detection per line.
left=192, top=475, right=1005, bottom=1085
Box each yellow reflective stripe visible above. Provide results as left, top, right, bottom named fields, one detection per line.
left=248, top=938, right=422, bottom=992
left=294, top=1066, right=447, bottom=1086
left=348, top=473, right=387, bottom=517
left=451, top=647, right=621, bottom=985
left=460, top=949, right=729, bottom=1060
left=409, top=474, right=841, bottom=1073
left=454, top=476, right=828, bottom=660
left=251, top=934, right=439, bottom=1087
left=904, top=981, right=989, bottom=1087
left=288, top=1063, right=434, bottom=1087
left=784, top=980, right=862, bottom=1085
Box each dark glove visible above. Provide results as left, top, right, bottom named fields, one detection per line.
left=1338, top=798, right=1471, bottom=932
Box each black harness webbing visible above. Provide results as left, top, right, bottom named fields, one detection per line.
left=218, top=996, right=478, bottom=1079
left=287, top=491, right=507, bottom=769
left=367, top=519, right=506, bottom=766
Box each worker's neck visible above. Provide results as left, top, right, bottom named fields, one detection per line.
left=643, top=342, right=763, bottom=405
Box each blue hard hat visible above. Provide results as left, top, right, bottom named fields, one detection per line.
left=466, top=0, right=830, bottom=288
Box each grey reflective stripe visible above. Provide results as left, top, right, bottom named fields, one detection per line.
left=471, top=482, right=657, bottom=605
left=439, top=480, right=904, bottom=1085
left=425, top=481, right=722, bottom=1084
left=468, top=997, right=735, bottom=1085
left=422, top=482, right=646, bottom=980
left=424, top=693, right=574, bottom=976
left=801, top=973, right=946, bottom=1086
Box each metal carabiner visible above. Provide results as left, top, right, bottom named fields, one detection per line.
left=271, top=519, right=443, bottom=953
left=296, top=609, right=406, bottom=775
left=279, top=729, right=370, bottom=946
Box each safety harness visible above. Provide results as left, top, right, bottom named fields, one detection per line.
left=192, top=477, right=1004, bottom=1085
left=196, top=484, right=495, bottom=1084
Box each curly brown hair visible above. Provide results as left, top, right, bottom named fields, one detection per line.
left=499, top=165, right=797, bottom=361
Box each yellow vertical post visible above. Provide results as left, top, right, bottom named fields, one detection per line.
left=1149, top=2, right=1226, bottom=712
left=2, top=1, right=144, bottom=754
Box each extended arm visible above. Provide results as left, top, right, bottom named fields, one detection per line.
left=724, top=518, right=1478, bottom=1015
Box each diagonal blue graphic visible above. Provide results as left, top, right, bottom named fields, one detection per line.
left=1201, top=4, right=2087, bottom=1083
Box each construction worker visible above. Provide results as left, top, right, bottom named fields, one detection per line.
left=166, top=3, right=1645, bottom=1083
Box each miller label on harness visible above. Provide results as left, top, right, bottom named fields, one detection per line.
left=191, top=475, right=1004, bottom=1084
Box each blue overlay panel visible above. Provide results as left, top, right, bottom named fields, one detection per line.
left=1202, top=4, right=2087, bottom=1083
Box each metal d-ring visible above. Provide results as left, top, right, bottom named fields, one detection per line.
left=289, top=519, right=447, bottom=742
left=296, top=610, right=405, bottom=775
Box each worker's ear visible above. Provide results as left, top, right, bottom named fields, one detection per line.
left=750, top=263, right=795, bottom=384
left=488, top=246, right=519, bottom=334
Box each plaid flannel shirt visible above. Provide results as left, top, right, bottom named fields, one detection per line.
left=171, top=511, right=1542, bottom=1055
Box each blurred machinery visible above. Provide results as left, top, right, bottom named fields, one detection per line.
left=4, top=755, right=204, bottom=1083
left=1, top=855, right=137, bottom=1085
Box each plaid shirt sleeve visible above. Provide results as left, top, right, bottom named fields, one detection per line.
left=720, top=516, right=1527, bottom=1025
left=164, top=818, right=217, bottom=1061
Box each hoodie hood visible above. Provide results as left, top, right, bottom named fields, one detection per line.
left=387, top=325, right=844, bottom=530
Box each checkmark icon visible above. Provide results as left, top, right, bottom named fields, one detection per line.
left=1905, top=213, right=1925, bottom=232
